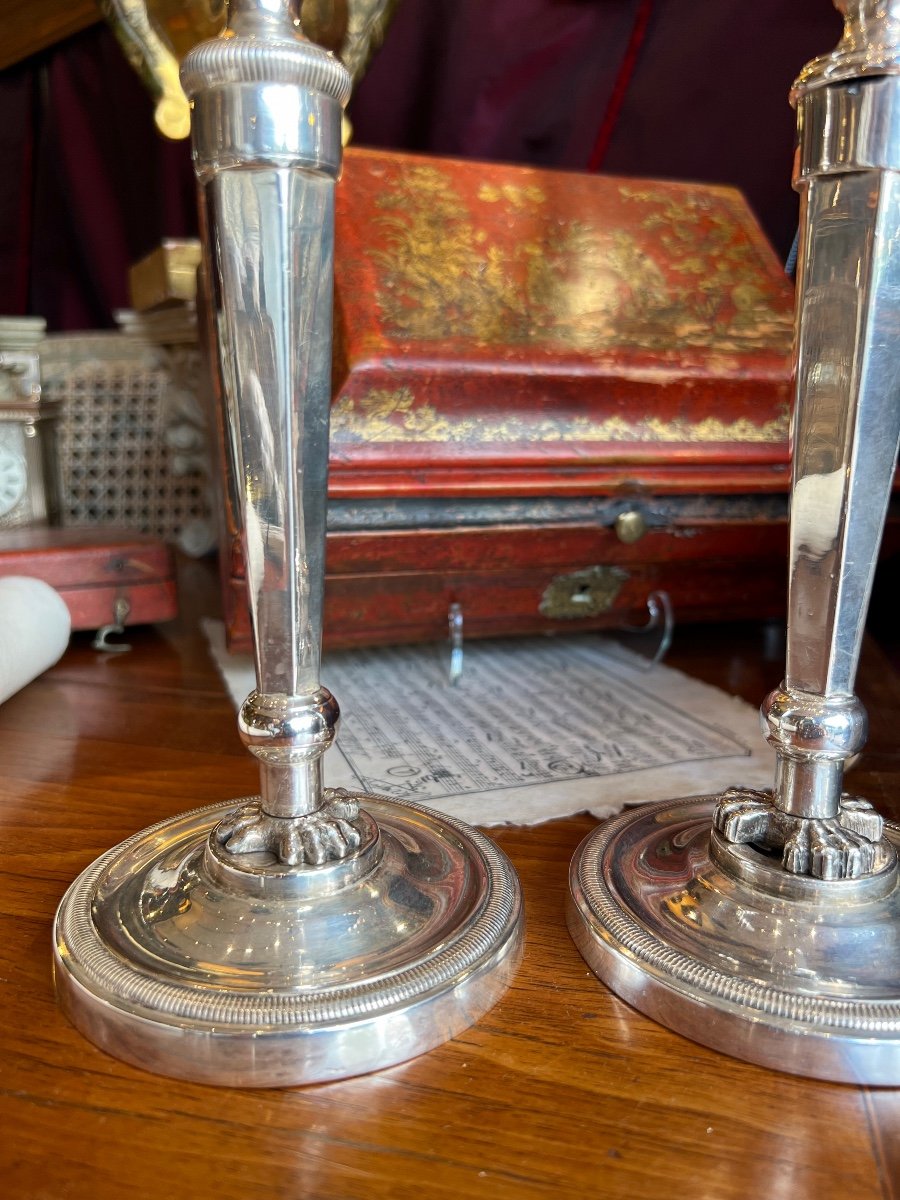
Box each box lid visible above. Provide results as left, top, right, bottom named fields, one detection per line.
left=330, top=149, right=794, bottom=499
left=0, top=526, right=175, bottom=588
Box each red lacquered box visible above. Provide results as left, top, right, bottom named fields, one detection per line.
left=218, top=148, right=819, bottom=650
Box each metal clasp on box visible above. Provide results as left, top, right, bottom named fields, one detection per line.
left=539, top=564, right=673, bottom=669
left=93, top=595, right=132, bottom=653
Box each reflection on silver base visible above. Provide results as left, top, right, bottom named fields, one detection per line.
left=54, top=795, right=523, bottom=1088
left=567, top=796, right=900, bottom=1085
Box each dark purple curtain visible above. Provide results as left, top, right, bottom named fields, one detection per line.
left=0, top=67, right=38, bottom=318
left=350, top=0, right=842, bottom=262
left=2, top=25, right=196, bottom=330
left=1, top=2, right=842, bottom=330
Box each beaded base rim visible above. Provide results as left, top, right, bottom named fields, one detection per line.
left=54, top=794, right=522, bottom=1032
left=570, top=796, right=900, bottom=1037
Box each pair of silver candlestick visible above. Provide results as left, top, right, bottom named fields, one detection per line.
left=53, top=0, right=900, bottom=1088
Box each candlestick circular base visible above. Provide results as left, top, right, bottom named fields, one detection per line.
left=568, top=796, right=900, bottom=1085
left=54, top=795, right=523, bottom=1088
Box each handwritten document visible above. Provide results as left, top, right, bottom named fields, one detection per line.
left=204, top=622, right=775, bottom=826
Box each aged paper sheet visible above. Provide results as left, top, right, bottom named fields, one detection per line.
left=204, top=621, right=774, bottom=826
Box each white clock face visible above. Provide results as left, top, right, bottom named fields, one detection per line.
left=0, top=448, right=27, bottom=517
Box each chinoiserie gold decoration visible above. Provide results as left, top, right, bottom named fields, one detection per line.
left=102, top=0, right=399, bottom=140
left=329, top=387, right=790, bottom=445
left=367, top=166, right=794, bottom=355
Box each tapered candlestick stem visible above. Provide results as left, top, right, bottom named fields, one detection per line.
left=183, top=0, right=348, bottom=822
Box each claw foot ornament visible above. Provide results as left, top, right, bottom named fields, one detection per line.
left=714, top=787, right=885, bottom=880
left=216, top=789, right=366, bottom=866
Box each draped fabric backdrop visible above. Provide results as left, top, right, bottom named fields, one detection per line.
left=1, top=26, right=196, bottom=329
left=1, top=0, right=840, bottom=331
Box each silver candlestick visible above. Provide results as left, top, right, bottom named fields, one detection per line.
left=53, top=0, right=523, bottom=1088
left=568, top=0, right=900, bottom=1085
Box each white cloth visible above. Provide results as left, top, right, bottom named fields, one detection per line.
left=0, top=576, right=71, bottom=704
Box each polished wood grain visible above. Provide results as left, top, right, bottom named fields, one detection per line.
left=1, top=557, right=898, bottom=1200
left=0, top=1, right=100, bottom=71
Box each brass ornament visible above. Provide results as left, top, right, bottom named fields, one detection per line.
left=539, top=566, right=629, bottom=620
left=102, top=0, right=399, bottom=140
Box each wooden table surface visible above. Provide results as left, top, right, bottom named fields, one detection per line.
left=2, top=557, right=898, bottom=1200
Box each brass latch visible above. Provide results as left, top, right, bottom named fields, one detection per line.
left=614, top=510, right=647, bottom=544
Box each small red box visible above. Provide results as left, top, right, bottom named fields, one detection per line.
left=0, top=526, right=178, bottom=632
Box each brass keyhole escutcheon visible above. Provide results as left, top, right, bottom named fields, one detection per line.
left=539, top=565, right=629, bottom=619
